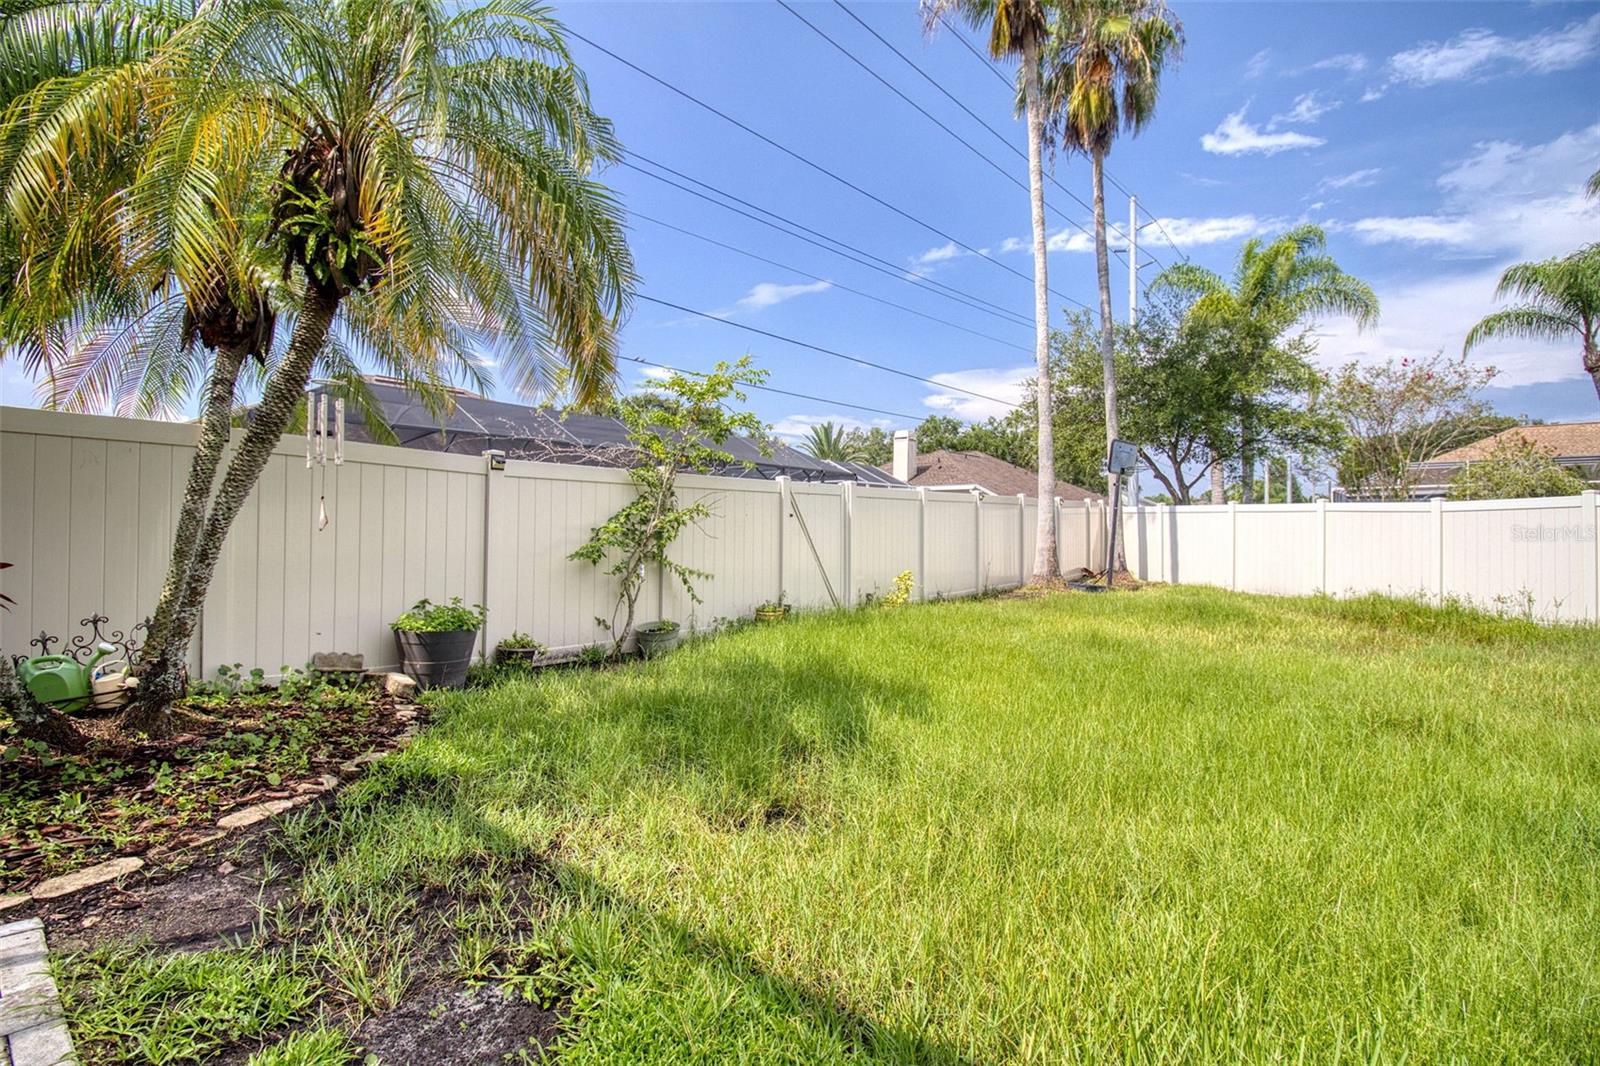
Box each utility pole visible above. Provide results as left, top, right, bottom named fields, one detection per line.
left=1287, top=457, right=1295, bottom=504
left=1128, top=195, right=1138, bottom=326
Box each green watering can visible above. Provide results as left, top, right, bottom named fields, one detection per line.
left=17, top=642, right=121, bottom=713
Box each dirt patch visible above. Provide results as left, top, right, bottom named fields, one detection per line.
left=29, top=822, right=296, bottom=954
left=354, top=982, right=562, bottom=1064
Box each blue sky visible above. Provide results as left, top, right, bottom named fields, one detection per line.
left=4, top=0, right=1599, bottom=437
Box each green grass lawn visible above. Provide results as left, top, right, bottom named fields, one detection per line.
left=68, top=587, right=1600, bottom=1063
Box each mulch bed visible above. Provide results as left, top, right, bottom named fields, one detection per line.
left=1, top=691, right=424, bottom=895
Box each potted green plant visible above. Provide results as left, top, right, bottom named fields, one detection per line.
left=391, top=597, right=485, bottom=690
left=634, top=619, right=682, bottom=659
left=495, top=631, right=546, bottom=670
left=754, top=594, right=790, bottom=624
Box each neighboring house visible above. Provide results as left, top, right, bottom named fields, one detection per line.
left=1406, top=420, right=1600, bottom=498
left=882, top=430, right=1103, bottom=501
left=332, top=377, right=906, bottom=486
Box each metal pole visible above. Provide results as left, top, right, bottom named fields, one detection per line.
left=1264, top=458, right=1271, bottom=505
left=1105, top=474, right=1123, bottom=587
left=1287, top=457, right=1294, bottom=504
left=1128, top=195, right=1138, bottom=326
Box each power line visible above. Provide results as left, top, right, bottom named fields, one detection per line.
left=621, top=355, right=924, bottom=422
left=623, top=154, right=1035, bottom=328
left=635, top=293, right=1021, bottom=410
left=777, top=1, right=1032, bottom=198
left=628, top=209, right=1032, bottom=354
left=566, top=27, right=1085, bottom=306
left=830, top=0, right=1111, bottom=248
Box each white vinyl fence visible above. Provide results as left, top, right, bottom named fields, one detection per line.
left=1, top=407, right=1084, bottom=678
left=1119, top=495, right=1600, bottom=623
left=3, top=406, right=1596, bottom=683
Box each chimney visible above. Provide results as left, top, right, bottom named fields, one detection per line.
left=892, top=429, right=917, bottom=484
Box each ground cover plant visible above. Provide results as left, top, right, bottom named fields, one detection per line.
left=53, top=587, right=1600, bottom=1063
left=1, top=669, right=412, bottom=890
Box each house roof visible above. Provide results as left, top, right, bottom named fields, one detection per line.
left=1428, top=421, right=1600, bottom=464
left=336, top=379, right=903, bottom=484
left=882, top=449, right=1103, bottom=501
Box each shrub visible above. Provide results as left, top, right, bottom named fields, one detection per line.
left=391, top=597, right=486, bottom=633
left=1446, top=436, right=1588, bottom=500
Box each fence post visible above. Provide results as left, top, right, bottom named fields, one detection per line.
left=1583, top=490, right=1598, bottom=623
left=1228, top=501, right=1238, bottom=591
left=775, top=476, right=791, bottom=603
left=481, top=450, right=511, bottom=661
left=1431, top=496, right=1445, bottom=605
left=1016, top=493, right=1027, bottom=589
left=1316, top=498, right=1328, bottom=594
left=841, top=481, right=855, bottom=608
left=917, top=487, right=928, bottom=601
left=974, top=491, right=985, bottom=594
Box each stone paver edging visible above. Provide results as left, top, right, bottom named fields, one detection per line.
left=0, top=919, right=75, bottom=1065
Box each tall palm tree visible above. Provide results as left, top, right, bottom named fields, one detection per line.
left=801, top=421, right=867, bottom=463
left=1465, top=245, right=1600, bottom=402
left=1, top=0, right=634, bottom=734
left=921, top=0, right=1060, bottom=581
left=1153, top=225, right=1378, bottom=501
left=1040, top=0, right=1181, bottom=525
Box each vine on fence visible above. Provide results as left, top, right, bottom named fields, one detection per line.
left=570, top=357, right=768, bottom=659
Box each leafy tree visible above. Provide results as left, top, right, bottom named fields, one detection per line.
left=1464, top=244, right=1600, bottom=402
left=802, top=422, right=867, bottom=462
left=1325, top=354, right=1508, bottom=500
left=0, top=0, right=634, bottom=735
left=1040, top=0, right=1181, bottom=508
left=842, top=426, right=893, bottom=466
left=913, top=414, right=1033, bottom=470
left=1025, top=307, right=1265, bottom=504
left=572, top=358, right=766, bottom=659
left=1153, top=225, right=1377, bottom=502
left=920, top=0, right=1060, bottom=579
left=1446, top=436, right=1588, bottom=501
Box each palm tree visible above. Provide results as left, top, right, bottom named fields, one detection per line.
left=1465, top=245, right=1600, bottom=402
left=1, top=0, right=634, bottom=734
left=920, top=0, right=1060, bottom=581
left=801, top=422, right=867, bottom=463
left=1040, top=0, right=1181, bottom=524
left=1153, top=225, right=1378, bottom=501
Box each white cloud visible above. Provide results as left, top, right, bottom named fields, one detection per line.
left=1272, top=92, right=1340, bottom=126
left=1380, top=13, right=1600, bottom=89
left=1201, top=108, right=1326, bottom=156
left=713, top=279, right=832, bottom=317
left=1009, top=214, right=1273, bottom=256
left=922, top=366, right=1031, bottom=421
left=1244, top=48, right=1272, bottom=79
left=913, top=242, right=962, bottom=266
left=1317, top=167, right=1382, bottom=192
left=1348, top=215, right=1477, bottom=246
left=1317, top=122, right=1600, bottom=389
left=771, top=413, right=892, bottom=443
left=1307, top=53, right=1367, bottom=74
left=640, top=365, right=674, bottom=381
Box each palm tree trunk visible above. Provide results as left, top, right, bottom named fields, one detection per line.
left=1022, top=32, right=1058, bottom=582
left=1091, top=149, right=1121, bottom=570
left=1210, top=455, right=1225, bottom=504
left=120, top=292, right=338, bottom=736
left=137, top=348, right=247, bottom=667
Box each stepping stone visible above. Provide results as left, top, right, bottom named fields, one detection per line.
left=216, top=799, right=296, bottom=831
left=0, top=918, right=76, bottom=1065
left=29, top=858, right=144, bottom=901
left=0, top=898, right=26, bottom=918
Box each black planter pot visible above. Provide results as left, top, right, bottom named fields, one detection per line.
left=393, top=628, right=479, bottom=690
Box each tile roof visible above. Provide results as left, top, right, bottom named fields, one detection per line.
left=1429, top=421, right=1600, bottom=464
left=881, top=449, right=1104, bottom=501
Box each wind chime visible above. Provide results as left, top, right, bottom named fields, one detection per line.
left=306, top=392, right=345, bottom=531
